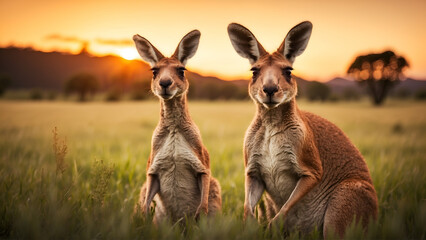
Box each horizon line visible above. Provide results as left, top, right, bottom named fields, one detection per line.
left=1, top=44, right=425, bottom=82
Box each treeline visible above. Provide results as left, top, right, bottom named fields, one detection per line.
left=1, top=71, right=249, bottom=101
left=4, top=74, right=425, bottom=102
left=1, top=47, right=426, bottom=103
left=298, top=80, right=426, bottom=102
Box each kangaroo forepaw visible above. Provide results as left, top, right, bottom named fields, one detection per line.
left=195, top=205, right=208, bottom=220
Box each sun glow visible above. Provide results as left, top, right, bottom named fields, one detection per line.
left=118, top=47, right=139, bottom=60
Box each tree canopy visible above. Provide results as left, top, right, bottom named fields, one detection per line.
left=0, top=74, right=11, bottom=96
left=347, top=50, right=409, bottom=105
left=64, top=73, right=99, bottom=101
left=306, top=81, right=331, bottom=101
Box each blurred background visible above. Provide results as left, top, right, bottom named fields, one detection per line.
left=1, top=0, right=425, bottom=103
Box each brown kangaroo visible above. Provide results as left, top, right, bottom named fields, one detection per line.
left=227, top=21, right=378, bottom=237
left=133, top=30, right=221, bottom=223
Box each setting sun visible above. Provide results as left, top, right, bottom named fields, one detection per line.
left=118, top=47, right=139, bottom=60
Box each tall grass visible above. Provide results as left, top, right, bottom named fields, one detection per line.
left=0, top=100, right=425, bottom=239
left=52, top=127, right=68, bottom=176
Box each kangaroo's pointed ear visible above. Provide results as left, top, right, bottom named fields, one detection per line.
left=227, top=23, right=267, bottom=65
left=172, top=30, right=201, bottom=66
left=277, top=21, right=312, bottom=63
left=133, top=34, right=165, bottom=66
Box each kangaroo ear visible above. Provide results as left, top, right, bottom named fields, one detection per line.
left=227, top=23, right=267, bottom=65
left=172, top=30, right=201, bottom=66
left=277, top=21, right=312, bottom=63
left=133, top=34, right=165, bottom=66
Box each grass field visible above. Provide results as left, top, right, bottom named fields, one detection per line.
left=0, top=100, right=425, bottom=239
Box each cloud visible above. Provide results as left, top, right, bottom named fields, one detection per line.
left=44, top=35, right=133, bottom=46
left=96, top=38, right=133, bottom=46
left=44, top=34, right=87, bottom=44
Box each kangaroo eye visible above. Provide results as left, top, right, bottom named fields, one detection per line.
left=151, top=68, right=159, bottom=79
left=250, top=67, right=260, bottom=83
left=282, top=67, right=293, bottom=82
left=177, top=67, right=186, bottom=80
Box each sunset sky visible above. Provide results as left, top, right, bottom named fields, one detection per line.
left=1, top=0, right=425, bottom=81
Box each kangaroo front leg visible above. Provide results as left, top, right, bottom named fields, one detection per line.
left=195, top=171, right=210, bottom=219
left=269, top=174, right=319, bottom=227
left=244, top=174, right=265, bottom=220
left=269, top=141, right=323, bottom=228
left=143, top=174, right=160, bottom=215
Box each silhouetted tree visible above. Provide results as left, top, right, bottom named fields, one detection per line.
left=347, top=50, right=409, bottom=105
left=306, top=81, right=331, bottom=101
left=131, top=79, right=151, bottom=100
left=415, top=89, right=426, bottom=100
left=30, top=89, right=43, bottom=100
left=65, top=73, right=99, bottom=101
left=393, top=88, right=411, bottom=99
left=110, top=69, right=129, bottom=91
left=342, top=87, right=361, bottom=101
left=105, top=88, right=122, bottom=102
left=105, top=66, right=134, bottom=101
left=0, top=74, right=11, bottom=96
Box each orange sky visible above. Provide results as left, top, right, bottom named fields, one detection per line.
left=1, top=0, right=425, bottom=81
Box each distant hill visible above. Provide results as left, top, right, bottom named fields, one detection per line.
left=394, top=78, right=426, bottom=93
left=293, top=76, right=310, bottom=96
left=1, top=47, right=424, bottom=99
left=0, top=47, right=249, bottom=99
left=326, top=77, right=358, bottom=91
left=186, top=72, right=249, bottom=99
left=0, top=47, right=151, bottom=90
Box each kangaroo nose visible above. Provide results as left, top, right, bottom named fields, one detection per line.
left=263, top=86, right=278, bottom=96
left=159, top=79, right=172, bottom=89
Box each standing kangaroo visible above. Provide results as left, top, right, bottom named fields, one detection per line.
left=133, top=30, right=221, bottom=223
left=227, top=22, right=378, bottom=237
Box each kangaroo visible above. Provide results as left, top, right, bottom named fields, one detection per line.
left=227, top=22, right=378, bottom=237
left=133, top=30, right=221, bottom=223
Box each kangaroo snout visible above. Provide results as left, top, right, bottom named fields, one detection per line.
left=263, top=85, right=278, bottom=97
left=159, top=79, right=172, bottom=89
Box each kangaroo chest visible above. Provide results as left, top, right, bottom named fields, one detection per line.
left=149, top=130, right=204, bottom=218
left=247, top=125, right=304, bottom=206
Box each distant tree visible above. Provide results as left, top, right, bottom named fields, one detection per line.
left=64, top=73, right=99, bottom=101
left=105, top=89, right=122, bottom=102
left=347, top=50, right=409, bottom=105
left=342, top=87, right=361, bottom=101
left=220, top=84, right=239, bottom=100
left=131, top=79, right=151, bottom=100
left=47, top=91, right=58, bottom=101
left=205, top=83, right=221, bottom=100
left=306, top=81, right=331, bottom=101
left=414, top=89, right=426, bottom=100
left=234, top=86, right=249, bottom=100
left=0, top=74, right=11, bottom=96
left=30, top=89, right=43, bottom=100
left=393, top=87, right=411, bottom=99
left=328, top=94, right=341, bottom=102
